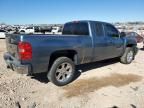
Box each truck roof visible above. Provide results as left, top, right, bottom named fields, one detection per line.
left=67, top=20, right=111, bottom=25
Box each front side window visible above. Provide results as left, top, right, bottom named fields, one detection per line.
left=62, top=22, right=89, bottom=35
left=105, top=24, right=119, bottom=38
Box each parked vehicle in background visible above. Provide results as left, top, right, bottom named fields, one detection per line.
left=51, top=26, right=60, bottom=34
left=0, top=30, right=6, bottom=38
left=19, top=27, right=35, bottom=34
left=34, top=26, right=41, bottom=33
left=58, top=26, right=63, bottom=32
left=126, top=32, right=144, bottom=43
left=4, top=21, right=138, bottom=86
left=40, top=26, right=52, bottom=34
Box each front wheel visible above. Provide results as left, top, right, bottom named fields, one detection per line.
left=120, top=47, right=135, bottom=64
left=47, top=57, right=75, bottom=86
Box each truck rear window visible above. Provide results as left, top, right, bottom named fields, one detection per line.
left=62, top=22, right=89, bottom=35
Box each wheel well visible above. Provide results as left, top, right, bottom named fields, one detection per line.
left=48, top=50, right=77, bottom=70
left=126, top=44, right=137, bottom=55
left=20, top=30, right=25, bottom=32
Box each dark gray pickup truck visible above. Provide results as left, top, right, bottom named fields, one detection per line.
left=4, top=21, right=138, bottom=86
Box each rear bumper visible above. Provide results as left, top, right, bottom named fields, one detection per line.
left=3, top=53, right=31, bottom=74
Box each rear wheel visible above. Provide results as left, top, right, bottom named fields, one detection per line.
left=47, top=57, right=75, bottom=86
left=120, top=47, right=134, bottom=64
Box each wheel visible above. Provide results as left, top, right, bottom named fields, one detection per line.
left=120, top=47, right=134, bottom=64
left=47, top=57, right=75, bottom=86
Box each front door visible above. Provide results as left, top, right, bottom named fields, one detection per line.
left=104, top=23, right=124, bottom=58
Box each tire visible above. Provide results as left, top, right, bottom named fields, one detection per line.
left=120, top=47, right=135, bottom=64
left=47, top=57, right=75, bottom=86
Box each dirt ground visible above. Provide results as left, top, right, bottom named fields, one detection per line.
left=0, top=39, right=144, bottom=108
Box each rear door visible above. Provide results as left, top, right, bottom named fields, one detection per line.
left=92, top=22, right=110, bottom=61
left=104, top=23, right=124, bottom=58
left=63, top=22, right=93, bottom=63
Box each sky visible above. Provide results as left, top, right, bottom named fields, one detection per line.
left=0, top=0, right=144, bottom=24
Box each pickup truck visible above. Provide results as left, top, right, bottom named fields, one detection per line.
left=4, top=21, right=138, bottom=86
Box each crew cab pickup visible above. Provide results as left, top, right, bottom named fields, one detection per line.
left=4, top=21, right=138, bottom=86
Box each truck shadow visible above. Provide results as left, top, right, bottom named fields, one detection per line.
left=31, top=58, right=119, bottom=84
left=31, top=73, right=49, bottom=83
left=76, top=58, right=119, bottom=73
left=73, top=58, right=119, bottom=81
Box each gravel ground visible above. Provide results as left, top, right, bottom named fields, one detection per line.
left=0, top=39, right=144, bottom=108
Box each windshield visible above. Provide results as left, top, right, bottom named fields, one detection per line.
left=62, top=22, right=89, bottom=35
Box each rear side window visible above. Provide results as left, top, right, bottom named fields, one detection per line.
left=95, top=23, right=104, bottom=36
left=105, top=24, right=119, bottom=37
left=62, top=22, right=89, bottom=35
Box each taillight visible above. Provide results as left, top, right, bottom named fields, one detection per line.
left=18, top=42, right=32, bottom=60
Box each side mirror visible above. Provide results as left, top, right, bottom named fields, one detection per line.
left=120, top=32, right=126, bottom=37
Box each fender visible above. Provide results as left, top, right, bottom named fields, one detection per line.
left=123, top=37, right=138, bottom=55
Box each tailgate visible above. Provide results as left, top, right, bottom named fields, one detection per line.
left=5, top=34, right=20, bottom=59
